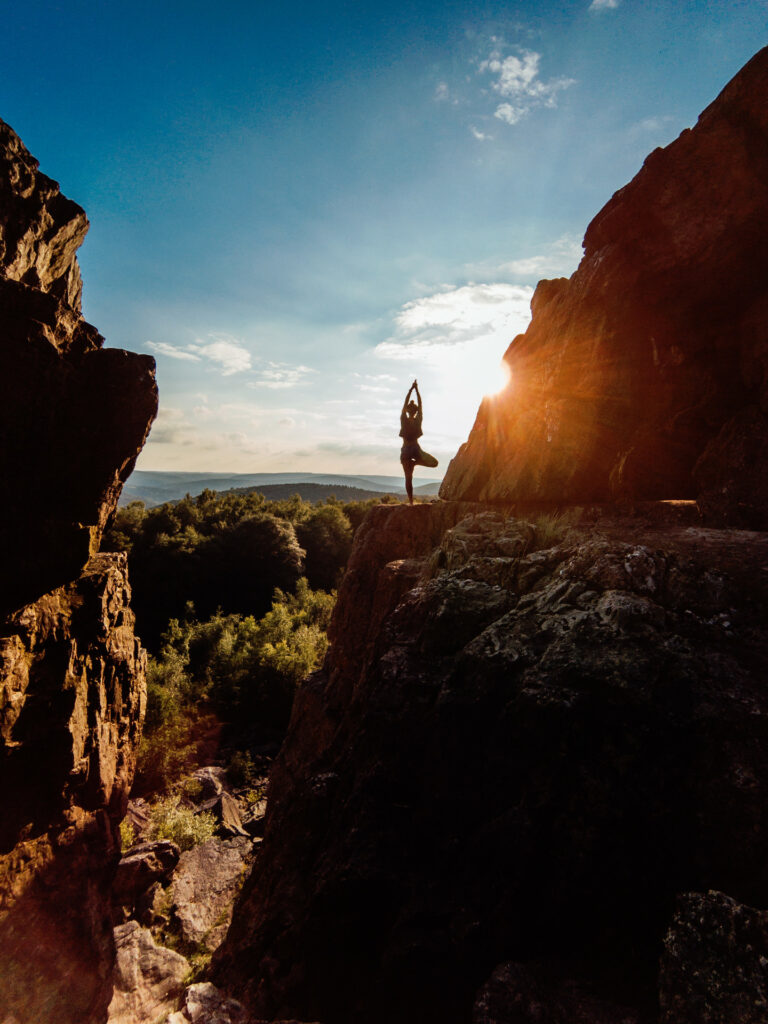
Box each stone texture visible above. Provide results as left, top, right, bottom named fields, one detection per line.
left=0, top=117, right=158, bottom=616
left=173, top=836, right=254, bottom=952
left=108, top=920, right=190, bottom=1024
left=0, top=554, right=147, bottom=1023
left=215, top=502, right=768, bottom=1024
left=659, top=891, right=768, bottom=1023
left=440, top=47, right=768, bottom=526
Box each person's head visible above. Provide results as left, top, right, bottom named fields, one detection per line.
left=407, top=400, right=418, bottom=415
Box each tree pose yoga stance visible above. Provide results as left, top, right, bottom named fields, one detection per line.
left=399, top=379, right=438, bottom=505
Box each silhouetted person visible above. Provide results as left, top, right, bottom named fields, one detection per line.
left=399, top=379, right=438, bottom=505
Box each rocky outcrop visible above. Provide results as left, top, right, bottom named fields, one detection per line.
left=440, top=46, right=768, bottom=527
left=0, top=554, right=147, bottom=1022
left=0, top=120, right=156, bottom=1022
left=215, top=501, right=768, bottom=1023
left=0, top=117, right=157, bottom=615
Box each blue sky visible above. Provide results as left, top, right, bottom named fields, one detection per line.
left=2, top=1, right=766, bottom=475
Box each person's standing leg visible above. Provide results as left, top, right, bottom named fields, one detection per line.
left=403, top=459, right=415, bottom=505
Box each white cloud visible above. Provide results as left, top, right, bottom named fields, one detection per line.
left=147, top=340, right=201, bottom=362
left=434, top=81, right=450, bottom=101
left=589, top=0, right=620, bottom=10
left=147, top=335, right=252, bottom=375
left=479, top=47, right=575, bottom=125
left=375, top=282, right=533, bottom=363
left=249, top=362, right=316, bottom=389
left=190, top=338, right=251, bottom=375
left=494, top=104, right=526, bottom=126
left=470, top=125, right=492, bottom=140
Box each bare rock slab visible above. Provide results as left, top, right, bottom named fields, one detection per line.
left=172, top=836, right=254, bottom=952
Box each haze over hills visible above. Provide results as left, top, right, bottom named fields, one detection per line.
left=119, top=470, right=442, bottom=507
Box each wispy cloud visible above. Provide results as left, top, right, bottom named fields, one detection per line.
left=192, top=337, right=252, bottom=375
left=469, top=235, right=583, bottom=279
left=478, top=47, right=575, bottom=126
left=147, top=340, right=201, bottom=362
left=434, top=81, right=450, bottom=101
left=470, top=126, right=492, bottom=141
left=589, top=0, right=620, bottom=10
left=148, top=407, right=198, bottom=446
left=375, top=282, right=533, bottom=363
left=147, top=334, right=252, bottom=375
left=249, top=362, right=316, bottom=389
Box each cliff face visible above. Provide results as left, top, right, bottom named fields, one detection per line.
left=0, top=118, right=158, bottom=615
left=0, top=120, right=156, bottom=1023
left=440, top=46, right=768, bottom=527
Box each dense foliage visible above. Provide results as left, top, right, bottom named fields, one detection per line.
left=135, top=580, right=335, bottom=793
left=106, top=488, right=399, bottom=794
left=104, top=489, right=394, bottom=650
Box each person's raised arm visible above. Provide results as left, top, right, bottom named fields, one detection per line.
left=414, top=380, right=422, bottom=415
left=402, top=382, right=415, bottom=417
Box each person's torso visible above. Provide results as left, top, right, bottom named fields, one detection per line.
left=400, top=411, right=423, bottom=440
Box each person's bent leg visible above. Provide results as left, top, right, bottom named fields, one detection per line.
left=415, top=446, right=439, bottom=469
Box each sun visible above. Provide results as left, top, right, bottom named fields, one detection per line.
left=486, top=358, right=512, bottom=396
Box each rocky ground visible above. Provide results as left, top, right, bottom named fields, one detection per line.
left=107, top=764, right=270, bottom=1024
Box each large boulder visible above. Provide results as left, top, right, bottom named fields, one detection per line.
left=108, top=921, right=190, bottom=1024
left=440, top=47, right=768, bottom=526
left=214, top=502, right=768, bottom=1023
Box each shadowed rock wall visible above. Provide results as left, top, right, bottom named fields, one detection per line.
left=0, top=119, right=157, bottom=1023
left=440, top=46, right=768, bottom=527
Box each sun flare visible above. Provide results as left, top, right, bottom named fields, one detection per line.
left=486, top=359, right=512, bottom=396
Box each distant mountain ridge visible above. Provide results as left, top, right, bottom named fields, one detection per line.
left=120, top=470, right=442, bottom=507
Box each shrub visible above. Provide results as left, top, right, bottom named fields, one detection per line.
left=529, top=508, right=581, bottom=549
left=146, top=795, right=216, bottom=851
left=119, top=818, right=136, bottom=851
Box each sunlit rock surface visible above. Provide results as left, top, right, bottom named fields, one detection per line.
left=0, top=554, right=147, bottom=1023
left=440, top=46, right=768, bottom=527
left=0, top=119, right=156, bottom=1023
left=215, top=501, right=768, bottom=1023
left=0, top=116, right=158, bottom=616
